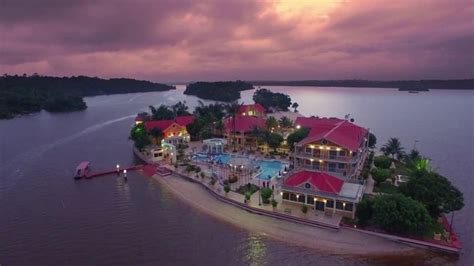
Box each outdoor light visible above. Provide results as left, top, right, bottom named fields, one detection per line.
left=336, top=148, right=341, bottom=151
left=116, top=164, right=120, bottom=170
left=314, top=197, right=317, bottom=201
left=296, top=194, right=299, bottom=199
left=280, top=192, right=283, bottom=196
left=319, top=160, right=323, bottom=163
left=309, top=145, right=315, bottom=149
left=319, top=146, right=324, bottom=149
left=123, top=169, right=127, bottom=174
left=310, top=158, right=314, bottom=162
left=296, top=125, right=301, bottom=129
left=343, top=202, right=346, bottom=207
left=323, top=199, right=327, bottom=203
left=326, top=147, right=331, bottom=150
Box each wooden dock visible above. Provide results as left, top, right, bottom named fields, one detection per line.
left=80, top=165, right=142, bottom=179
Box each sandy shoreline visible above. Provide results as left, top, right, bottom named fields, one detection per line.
left=149, top=172, right=421, bottom=256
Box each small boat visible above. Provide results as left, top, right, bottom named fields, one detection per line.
left=74, top=161, right=91, bottom=179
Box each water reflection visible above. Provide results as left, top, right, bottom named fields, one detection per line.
left=243, top=233, right=267, bottom=265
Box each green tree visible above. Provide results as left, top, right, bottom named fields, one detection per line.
left=249, top=126, right=266, bottom=148
left=171, top=101, right=191, bottom=116
left=368, top=132, right=377, bottom=148
left=381, top=137, right=404, bottom=160
left=291, top=102, right=299, bottom=112
left=278, top=116, right=293, bottom=128
left=149, top=104, right=174, bottom=120
left=129, top=123, right=150, bottom=151
left=372, top=194, right=432, bottom=235
left=401, top=172, right=464, bottom=217
left=373, top=155, right=391, bottom=169
left=286, top=127, right=310, bottom=150
left=355, top=197, right=373, bottom=225
left=265, top=132, right=284, bottom=152
left=265, top=116, right=278, bottom=131
left=260, top=187, right=273, bottom=204
left=371, top=168, right=390, bottom=186
left=253, top=88, right=292, bottom=111
left=149, top=127, right=163, bottom=143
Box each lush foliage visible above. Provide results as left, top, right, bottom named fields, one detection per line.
left=371, top=168, right=391, bottom=186
left=373, top=155, right=391, bottom=169
left=245, top=191, right=252, bottom=201
left=368, top=132, right=377, bottom=148
left=301, top=204, right=308, bottom=214
left=401, top=172, right=464, bottom=217
left=184, top=81, right=254, bottom=102
left=260, top=187, right=273, bottom=204
left=265, top=132, right=284, bottom=151
left=355, top=198, right=373, bottom=225
left=129, top=124, right=151, bottom=150
left=271, top=199, right=278, bottom=207
left=372, top=194, right=432, bottom=235
left=278, top=116, right=293, bottom=128
left=0, top=74, right=174, bottom=119
left=252, top=88, right=292, bottom=111
left=265, top=116, right=278, bottom=130
left=224, top=185, right=231, bottom=194
left=286, top=127, right=310, bottom=149
left=291, top=102, right=299, bottom=112
left=381, top=138, right=405, bottom=160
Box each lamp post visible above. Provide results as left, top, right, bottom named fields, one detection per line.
left=258, top=176, right=261, bottom=206
left=123, top=169, right=127, bottom=181
left=116, top=164, right=120, bottom=176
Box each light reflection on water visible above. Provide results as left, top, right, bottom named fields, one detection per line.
left=0, top=86, right=471, bottom=265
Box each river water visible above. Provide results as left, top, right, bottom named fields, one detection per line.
left=0, top=86, right=472, bottom=265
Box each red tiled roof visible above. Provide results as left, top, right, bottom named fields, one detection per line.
left=144, top=115, right=195, bottom=132
left=224, top=116, right=265, bottom=133
left=296, top=118, right=368, bottom=152
left=283, top=171, right=344, bottom=195
left=238, top=103, right=266, bottom=114
left=294, top=117, right=343, bottom=129
left=145, top=120, right=175, bottom=131
left=175, top=115, right=195, bottom=126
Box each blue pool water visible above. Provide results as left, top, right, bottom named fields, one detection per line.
left=192, top=153, right=284, bottom=180
left=256, top=160, right=283, bottom=180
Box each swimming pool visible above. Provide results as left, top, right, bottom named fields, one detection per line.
left=192, top=153, right=284, bottom=180
left=256, top=160, right=283, bottom=180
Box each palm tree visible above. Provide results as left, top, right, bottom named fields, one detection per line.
left=291, top=102, right=299, bottom=112
left=225, top=102, right=241, bottom=152
left=279, top=116, right=293, bottom=129
left=149, top=127, right=163, bottom=144
left=381, top=137, right=405, bottom=160
left=250, top=126, right=266, bottom=151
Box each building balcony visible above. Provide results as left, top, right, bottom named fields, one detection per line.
left=295, top=152, right=360, bottom=163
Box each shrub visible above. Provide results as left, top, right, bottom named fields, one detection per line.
left=372, top=194, right=432, bottom=235
left=210, top=178, right=216, bottom=186
left=301, top=204, right=308, bottom=214
left=200, top=172, right=205, bottom=179
left=245, top=191, right=252, bottom=201
left=271, top=199, right=278, bottom=208
left=228, top=175, right=238, bottom=183
left=361, top=168, right=370, bottom=179
left=355, top=198, right=373, bottom=225
left=185, top=165, right=195, bottom=173
left=374, top=155, right=391, bottom=169
left=194, top=166, right=201, bottom=173
left=261, top=188, right=273, bottom=204
left=371, top=168, right=390, bottom=186
left=224, top=185, right=230, bottom=194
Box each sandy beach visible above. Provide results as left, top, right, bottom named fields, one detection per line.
left=150, top=173, right=418, bottom=256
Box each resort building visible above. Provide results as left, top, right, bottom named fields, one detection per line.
left=280, top=171, right=364, bottom=218
left=223, top=116, right=265, bottom=149
left=238, top=103, right=266, bottom=118
left=144, top=115, right=195, bottom=144
left=293, top=117, right=369, bottom=180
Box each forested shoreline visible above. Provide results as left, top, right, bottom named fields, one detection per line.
left=0, top=75, right=175, bottom=119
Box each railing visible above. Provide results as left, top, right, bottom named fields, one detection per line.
left=295, top=152, right=358, bottom=163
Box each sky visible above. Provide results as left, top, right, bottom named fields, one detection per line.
left=0, top=0, right=473, bottom=82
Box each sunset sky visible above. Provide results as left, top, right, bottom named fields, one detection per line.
left=1, top=0, right=473, bottom=82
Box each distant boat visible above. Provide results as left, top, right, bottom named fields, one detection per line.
left=408, top=91, right=420, bottom=94
left=398, top=87, right=429, bottom=92
left=74, top=161, right=90, bottom=179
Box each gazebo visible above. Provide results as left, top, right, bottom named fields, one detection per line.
left=202, top=138, right=227, bottom=154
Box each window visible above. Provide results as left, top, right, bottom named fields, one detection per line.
left=307, top=196, right=315, bottom=205
left=298, top=195, right=306, bottom=203
left=338, top=163, right=345, bottom=169
left=282, top=192, right=289, bottom=200
left=328, top=163, right=336, bottom=172
left=325, top=199, right=334, bottom=208
left=336, top=201, right=344, bottom=210
left=314, top=149, right=321, bottom=157
left=305, top=159, right=311, bottom=166
left=329, top=150, right=337, bottom=159
left=312, top=162, right=320, bottom=170
left=290, top=193, right=297, bottom=201
left=345, top=203, right=354, bottom=212
left=339, top=150, right=346, bottom=157
left=305, top=147, right=312, bottom=154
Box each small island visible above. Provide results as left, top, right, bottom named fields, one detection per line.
left=0, top=74, right=175, bottom=119
left=128, top=90, right=464, bottom=255
left=183, top=81, right=254, bottom=102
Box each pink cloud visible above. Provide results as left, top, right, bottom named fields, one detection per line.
left=0, top=0, right=472, bottom=81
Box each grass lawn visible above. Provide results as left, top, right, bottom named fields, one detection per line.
left=373, top=181, right=399, bottom=194
left=393, top=161, right=412, bottom=176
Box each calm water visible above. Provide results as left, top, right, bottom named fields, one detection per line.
left=0, top=86, right=472, bottom=265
